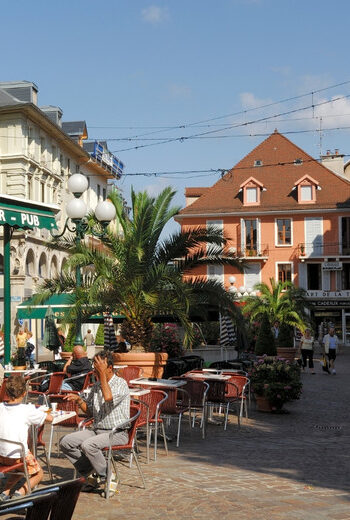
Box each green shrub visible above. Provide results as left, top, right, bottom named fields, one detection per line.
left=255, top=314, right=276, bottom=356
left=95, top=323, right=104, bottom=346
left=277, top=322, right=294, bottom=348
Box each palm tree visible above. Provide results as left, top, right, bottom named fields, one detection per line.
left=242, top=277, right=310, bottom=332
left=40, top=187, right=244, bottom=351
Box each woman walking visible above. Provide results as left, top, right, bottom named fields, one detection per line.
left=300, top=328, right=315, bottom=374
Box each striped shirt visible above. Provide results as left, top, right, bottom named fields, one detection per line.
left=85, top=374, right=130, bottom=430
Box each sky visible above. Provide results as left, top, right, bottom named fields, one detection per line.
left=2, top=0, right=350, bottom=236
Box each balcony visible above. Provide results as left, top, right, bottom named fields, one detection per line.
left=236, top=244, right=269, bottom=260
left=297, top=243, right=350, bottom=259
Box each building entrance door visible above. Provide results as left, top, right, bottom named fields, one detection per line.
left=344, top=314, right=350, bottom=346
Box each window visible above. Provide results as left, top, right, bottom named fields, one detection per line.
left=294, top=158, right=303, bottom=165
left=342, top=263, right=350, bottom=290
left=103, top=188, right=106, bottom=200
left=307, top=263, right=321, bottom=290
left=278, top=263, right=292, bottom=283
left=246, top=187, right=257, bottom=203
left=25, top=250, right=35, bottom=276
left=245, top=219, right=257, bottom=252
left=97, top=184, right=101, bottom=200
left=41, top=183, right=45, bottom=203
left=207, top=264, right=224, bottom=284
left=28, top=176, right=33, bottom=200
left=276, top=219, right=291, bottom=245
left=301, top=185, right=312, bottom=201
left=254, top=160, right=262, bottom=167
left=342, top=217, right=350, bottom=255
left=38, top=253, right=47, bottom=278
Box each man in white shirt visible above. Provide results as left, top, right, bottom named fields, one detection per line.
left=323, top=327, right=339, bottom=375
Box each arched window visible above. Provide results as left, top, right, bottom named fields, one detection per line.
left=25, top=250, right=35, bottom=276
left=61, top=257, right=68, bottom=273
left=38, top=252, right=47, bottom=278
left=50, top=256, right=58, bottom=277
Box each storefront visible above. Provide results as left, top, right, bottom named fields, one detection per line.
left=0, top=195, right=58, bottom=363
left=306, top=290, right=350, bottom=346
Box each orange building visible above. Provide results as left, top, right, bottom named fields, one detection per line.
left=175, top=130, right=350, bottom=345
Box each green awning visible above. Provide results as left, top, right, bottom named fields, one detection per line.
left=17, top=294, right=75, bottom=320
left=17, top=294, right=125, bottom=322
left=0, top=198, right=57, bottom=230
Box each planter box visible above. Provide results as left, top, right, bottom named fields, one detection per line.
left=113, top=352, right=168, bottom=378
left=276, top=347, right=297, bottom=363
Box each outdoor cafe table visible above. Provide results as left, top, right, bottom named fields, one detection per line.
left=185, top=372, right=231, bottom=381
left=48, top=410, right=77, bottom=461
left=129, top=377, right=186, bottom=389
left=4, top=369, right=47, bottom=376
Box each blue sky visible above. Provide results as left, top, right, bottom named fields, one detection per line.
left=2, top=0, right=350, bottom=235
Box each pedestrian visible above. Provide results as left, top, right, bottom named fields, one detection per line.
left=25, top=331, right=35, bottom=368
left=59, top=350, right=130, bottom=492
left=84, top=329, right=95, bottom=348
left=323, top=327, right=339, bottom=375
left=300, top=328, right=315, bottom=374
left=0, top=375, right=53, bottom=501
left=116, top=330, right=131, bottom=352
left=271, top=320, right=280, bottom=340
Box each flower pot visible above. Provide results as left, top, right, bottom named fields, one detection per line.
left=276, top=347, right=296, bottom=363
left=13, top=365, right=26, bottom=371
left=255, top=394, right=274, bottom=412
left=60, top=352, right=72, bottom=361
left=113, top=352, right=168, bottom=378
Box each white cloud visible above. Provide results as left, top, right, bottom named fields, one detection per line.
left=240, top=92, right=273, bottom=110
left=144, top=177, right=169, bottom=197
left=141, top=5, right=169, bottom=24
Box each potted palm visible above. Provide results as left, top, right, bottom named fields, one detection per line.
left=250, top=356, right=302, bottom=412
left=39, top=187, right=244, bottom=377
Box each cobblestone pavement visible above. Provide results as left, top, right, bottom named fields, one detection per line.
left=39, top=352, right=350, bottom=519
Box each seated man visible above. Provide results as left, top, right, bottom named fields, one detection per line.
left=61, top=345, right=92, bottom=392
left=60, top=350, right=130, bottom=491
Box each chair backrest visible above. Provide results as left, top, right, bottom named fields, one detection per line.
left=134, top=389, right=167, bottom=426
left=224, top=374, right=249, bottom=397
left=206, top=380, right=227, bottom=402
left=180, top=379, right=209, bottom=408
left=0, top=379, right=8, bottom=402
left=29, top=477, right=84, bottom=520
left=81, top=371, right=94, bottom=390
left=47, top=372, right=66, bottom=394
left=118, top=366, right=143, bottom=385
left=0, top=491, right=57, bottom=520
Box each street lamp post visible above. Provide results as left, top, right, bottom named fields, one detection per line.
left=53, top=173, right=116, bottom=345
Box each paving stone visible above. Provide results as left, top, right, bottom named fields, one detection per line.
left=32, top=351, right=350, bottom=519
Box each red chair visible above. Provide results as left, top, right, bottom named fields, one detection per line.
left=171, top=378, right=209, bottom=439
left=0, top=438, right=31, bottom=493
left=132, top=389, right=168, bottom=463
left=0, top=379, right=9, bottom=402
left=205, top=379, right=240, bottom=430
left=27, top=373, right=66, bottom=406
left=222, top=373, right=250, bottom=418
left=103, top=404, right=145, bottom=499
left=159, top=387, right=191, bottom=449
left=117, top=366, right=143, bottom=385
left=58, top=371, right=94, bottom=395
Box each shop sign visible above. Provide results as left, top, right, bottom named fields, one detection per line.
left=310, top=300, right=346, bottom=307
left=306, top=290, right=350, bottom=298
left=322, top=262, right=342, bottom=271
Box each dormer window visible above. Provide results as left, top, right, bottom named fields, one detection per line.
left=240, top=177, right=264, bottom=206
left=295, top=174, right=319, bottom=204
left=294, top=158, right=303, bottom=165
left=254, top=160, right=263, bottom=167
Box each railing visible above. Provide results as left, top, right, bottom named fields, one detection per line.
left=236, top=244, right=269, bottom=258
left=297, top=243, right=350, bottom=257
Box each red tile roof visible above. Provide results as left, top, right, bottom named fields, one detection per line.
left=177, top=131, right=350, bottom=217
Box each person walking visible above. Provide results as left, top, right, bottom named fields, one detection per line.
left=323, top=327, right=339, bottom=375
left=84, top=329, right=95, bottom=348
left=300, top=328, right=315, bottom=374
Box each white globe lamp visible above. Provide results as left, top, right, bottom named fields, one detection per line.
left=66, top=198, right=87, bottom=220
left=229, top=275, right=236, bottom=284
left=95, top=200, right=116, bottom=223
left=239, top=286, right=246, bottom=294
left=68, top=173, right=89, bottom=197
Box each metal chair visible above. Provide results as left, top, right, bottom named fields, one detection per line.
left=222, top=373, right=250, bottom=418
left=0, top=491, right=58, bottom=519
left=159, top=387, right=191, bottom=448
left=205, top=379, right=241, bottom=430
left=103, top=405, right=146, bottom=499
left=0, top=438, right=31, bottom=493
left=26, top=372, right=66, bottom=406
left=171, top=378, right=209, bottom=438
left=58, top=371, right=94, bottom=395
left=133, top=389, right=168, bottom=462
left=33, top=423, right=53, bottom=482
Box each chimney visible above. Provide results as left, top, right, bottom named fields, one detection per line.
left=321, top=149, right=345, bottom=177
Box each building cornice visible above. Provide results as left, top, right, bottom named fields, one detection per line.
left=175, top=207, right=350, bottom=221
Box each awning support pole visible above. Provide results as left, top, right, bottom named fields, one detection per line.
left=4, top=224, right=11, bottom=365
